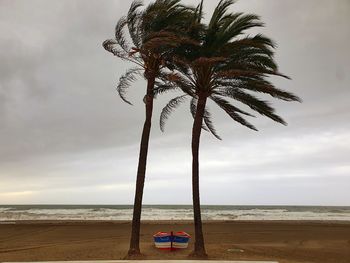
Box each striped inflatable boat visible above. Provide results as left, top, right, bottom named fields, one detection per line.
left=153, top=231, right=191, bottom=250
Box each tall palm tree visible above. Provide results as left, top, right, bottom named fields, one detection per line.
left=102, top=0, right=195, bottom=257
left=159, top=0, right=301, bottom=257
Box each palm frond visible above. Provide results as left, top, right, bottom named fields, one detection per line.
left=159, top=0, right=299, bottom=134
left=211, top=95, right=257, bottom=131
left=218, top=88, right=287, bottom=125
left=197, top=0, right=204, bottom=23
left=220, top=43, right=274, bottom=60
left=216, top=68, right=290, bottom=79
left=192, top=57, right=226, bottom=67
left=203, top=107, right=222, bottom=140
left=153, top=82, right=178, bottom=97
left=160, top=72, right=196, bottom=96
left=190, top=97, right=209, bottom=132
left=238, top=80, right=301, bottom=102
left=143, top=31, right=199, bottom=52
left=211, top=93, right=255, bottom=116
left=218, top=14, right=263, bottom=44
left=208, top=0, right=235, bottom=30
left=216, top=69, right=265, bottom=78
left=189, top=98, right=221, bottom=139
left=160, top=94, right=188, bottom=131
left=238, top=34, right=276, bottom=48
left=114, top=16, right=131, bottom=52
left=102, top=39, right=128, bottom=58
left=142, top=0, right=194, bottom=36
left=117, top=67, right=142, bottom=105
left=127, top=0, right=143, bottom=48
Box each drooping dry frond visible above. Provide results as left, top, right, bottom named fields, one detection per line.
left=114, top=16, right=131, bottom=53
left=160, top=72, right=196, bottom=97
left=102, top=39, right=128, bottom=59
left=160, top=94, right=188, bottom=131
left=190, top=97, right=209, bottom=132
left=117, top=67, right=142, bottom=105
left=127, top=0, right=143, bottom=48
left=203, top=107, right=222, bottom=140
left=153, top=82, right=178, bottom=97
left=142, top=32, right=199, bottom=54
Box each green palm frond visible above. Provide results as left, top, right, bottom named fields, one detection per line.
left=104, top=0, right=198, bottom=106
left=232, top=34, right=276, bottom=49
left=208, top=0, right=235, bottom=31
left=220, top=44, right=274, bottom=60
left=211, top=95, right=257, bottom=131
left=237, top=80, right=301, bottom=102
left=210, top=93, right=255, bottom=117
left=158, top=0, right=299, bottom=138
left=197, top=0, right=204, bottom=23
left=216, top=68, right=290, bottom=80
left=217, top=14, right=263, bottom=44
left=160, top=94, right=188, bottom=131
left=143, top=0, right=194, bottom=35
left=217, top=88, right=287, bottom=125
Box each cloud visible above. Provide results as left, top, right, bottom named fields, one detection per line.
left=0, top=0, right=349, bottom=205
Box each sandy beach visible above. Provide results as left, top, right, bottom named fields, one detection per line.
left=0, top=220, right=349, bottom=263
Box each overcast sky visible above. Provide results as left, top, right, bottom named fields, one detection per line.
left=0, top=0, right=349, bottom=206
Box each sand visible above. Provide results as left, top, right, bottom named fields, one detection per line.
left=0, top=220, right=349, bottom=263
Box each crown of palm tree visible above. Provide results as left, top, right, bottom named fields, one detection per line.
left=102, top=0, right=196, bottom=105
left=159, top=0, right=301, bottom=139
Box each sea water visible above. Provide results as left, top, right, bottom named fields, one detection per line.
left=0, top=205, right=350, bottom=221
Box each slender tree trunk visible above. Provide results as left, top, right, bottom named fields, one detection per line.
left=190, top=95, right=208, bottom=258
left=127, top=75, right=155, bottom=257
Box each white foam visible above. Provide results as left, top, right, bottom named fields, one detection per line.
left=0, top=207, right=349, bottom=221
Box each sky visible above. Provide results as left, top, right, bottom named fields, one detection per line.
left=0, top=0, right=349, bottom=206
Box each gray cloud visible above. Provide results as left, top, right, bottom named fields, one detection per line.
left=0, top=0, right=349, bottom=205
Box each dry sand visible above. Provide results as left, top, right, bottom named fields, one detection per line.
left=0, top=220, right=349, bottom=263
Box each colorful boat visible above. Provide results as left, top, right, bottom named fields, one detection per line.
left=172, top=231, right=191, bottom=249
left=153, top=231, right=191, bottom=250
left=153, top=232, right=172, bottom=249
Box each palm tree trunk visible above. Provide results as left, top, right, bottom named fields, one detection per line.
left=190, top=95, right=208, bottom=258
left=127, top=75, right=155, bottom=257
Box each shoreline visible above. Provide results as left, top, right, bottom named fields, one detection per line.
left=1, top=220, right=349, bottom=263
left=1, top=219, right=350, bottom=225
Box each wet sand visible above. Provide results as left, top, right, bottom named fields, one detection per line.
left=0, top=220, right=349, bottom=263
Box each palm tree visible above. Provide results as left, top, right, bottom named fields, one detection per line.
left=102, top=0, right=196, bottom=257
left=159, top=0, right=301, bottom=257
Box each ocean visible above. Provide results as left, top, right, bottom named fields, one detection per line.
left=1, top=205, right=350, bottom=221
